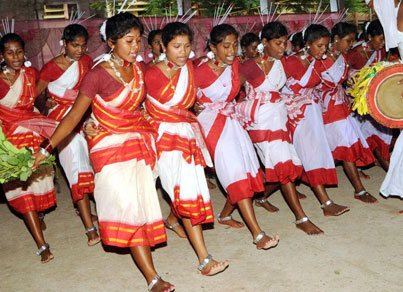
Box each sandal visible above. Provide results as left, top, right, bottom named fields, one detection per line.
left=147, top=274, right=175, bottom=292
left=217, top=214, right=244, bottom=228
left=86, top=226, right=101, bottom=246
left=253, top=231, right=279, bottom=250
left=36, top=243, right=54, bottom=264
left=354, top=190, right=378, bottom=204
left=163, top=219, right=187, bottom=239
left=197, top=254, right=229, bottom=276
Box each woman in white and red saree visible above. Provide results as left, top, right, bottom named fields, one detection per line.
left=282, top=24, right=349, bottom=218
left=144, top=22, right=229, bottom=276
left=240, top=22, right=323, bottom=235
left=347, top=19, right=392, bottom=173
left=316, top=22, right=377, bottom=204
left=33, top=13, right=174, bottom=292
left=195, top=24, right=281, bottom=246
left=0, top=33, right=57, bottom=263
left=37, top=24, right=99, bottom=245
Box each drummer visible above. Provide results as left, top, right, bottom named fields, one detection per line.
left=347, top=19, right=393, bottom=176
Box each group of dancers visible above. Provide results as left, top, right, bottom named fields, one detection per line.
left=1, top=9, right=401, bottom=292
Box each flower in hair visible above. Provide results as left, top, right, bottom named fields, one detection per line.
left=59, top=40, right=64, bottom=46
left=100, top=20, right=107, bottom=42
left=158, top=52, right=166, bottom=61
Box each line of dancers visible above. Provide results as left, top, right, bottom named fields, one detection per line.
left=1, top=11, right=401, bottom=292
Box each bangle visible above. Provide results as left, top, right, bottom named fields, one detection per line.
left=39, top=147, right=50, bottom=157
left=39, top=139, right=54, bottom=154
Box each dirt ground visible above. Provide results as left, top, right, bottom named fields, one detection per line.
left=1, top=165, right=403, bottom=292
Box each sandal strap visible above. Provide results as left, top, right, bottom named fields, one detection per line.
left=86, top=226, right=97, bottom=234
left=147, top=274, right=161, bottom=291
left=197, top=254, right=213, bottom=271
left=217, top=214, right=232, bottom=222
left=295, top=216, right=309, bottom=225
left=320, top=200, right=333, bottom=209
left=355, top=190, right=368, bottom=196
left=36, top=243, right=50, bottom=256
left=253, top=231, right=266, bottom=244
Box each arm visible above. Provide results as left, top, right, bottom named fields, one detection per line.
left=36, top=79, right=49, bottom=97
left=32, top=93, right=92, bottom=167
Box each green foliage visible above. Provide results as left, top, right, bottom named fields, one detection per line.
left=0, top=128, right=55, bottom=184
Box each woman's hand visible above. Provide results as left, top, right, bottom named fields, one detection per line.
left=193, top=102, right=205, bottom=116
left=83, top=121, right=99, bottom=139
left=45, top=98, right=57, bottom=111
left=32, top=151, right=47, bottom=170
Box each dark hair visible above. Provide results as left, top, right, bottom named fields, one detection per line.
left=62, top=24, right=89, bottom=43
left=303, top=24, right=330, bottom=44
left=366, top=19, right=383, bottom=38
left=289, top=31, right=303, bottom=49
left=0, top=33, right=25, bottom=54
left=161, top=22, right=193, bottom=47
left=147, top=29, right=162, bottom=46
left=209, top=24, right=238, bottom=47
left=106, top=12, right=144, bottom=43
left=240, top=32, right=260, bottom=48
left=261, top=21, right=288, bottom=41
left=331, top=22, right=357, bottom=42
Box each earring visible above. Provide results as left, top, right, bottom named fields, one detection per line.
left=189, top=51, right=195, bottom=59
left=147, top=52, right=153, bottom=58
left=321, top=54, right=327, bottom=60
left=24, top=56, right=31, bottom=67
left=257, top=43, right=264, bottom=56
left=301, top=46, right=309, bottom=60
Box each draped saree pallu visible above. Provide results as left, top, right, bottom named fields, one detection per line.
left=0, top=67, right=56, bottom=214
left=40, top=55, right=94, bottom=202
left=241, top=58, right=303, bottom=186
left=145, top=61, right=214, bottom=225
left=87, top=65, right=166, bottom=248
left=282, top=56, right=338, bottom=187
left=347, top=45, right=393, bottom=161
left=195, top=58, right=264, bottom=205
left=317, top=55, right=375, bottom=167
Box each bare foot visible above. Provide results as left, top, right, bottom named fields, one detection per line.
left=297, top=191, right=307, bottom=199
left=149, top=277, right=175, bottom=292
left=254, top=232, right=280, bottom=250
left=354, top=191, right=378, bottom=204
left=358, top=170, right=370, bottom=179
left=255, top=199, right=279, bottom=213
left=40, top=249, right=54, bottom=264
left=295, top=217, right=323, bottom=235
left=200, top=259, right=229, bottom=276
left=86, top=228, right=101, bottom=246
left=217, top=214, right=245, bottom=228
left=164, top=219, right=187, bottom=238
left=322, top=202, right=350, bottom=216
left=207, top=179, right=217, bottom=190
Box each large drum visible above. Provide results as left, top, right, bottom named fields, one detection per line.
left=349, top=63, right=403, bottom=129
left=366, top=64, right=403, bottom=128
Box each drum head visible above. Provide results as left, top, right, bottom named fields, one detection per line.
left=367, top=64, right=403, bottom=128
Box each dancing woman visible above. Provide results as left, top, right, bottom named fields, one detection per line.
left=33, top=13, right=174, bottom=292
left=240, top=22, right=323, bottom=235
left=0, top=33, right=56, bottom=263
left=195, top=24, right=281, bottom=245
left=144, top=22, right=229, bottom=276
left=282, top=24, right=349, bottom=217
left=36, top=24, right=100, bottom=244
left=347, top=19, right=392, bottom=173
left=316, top=22, right=377, bottom=203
